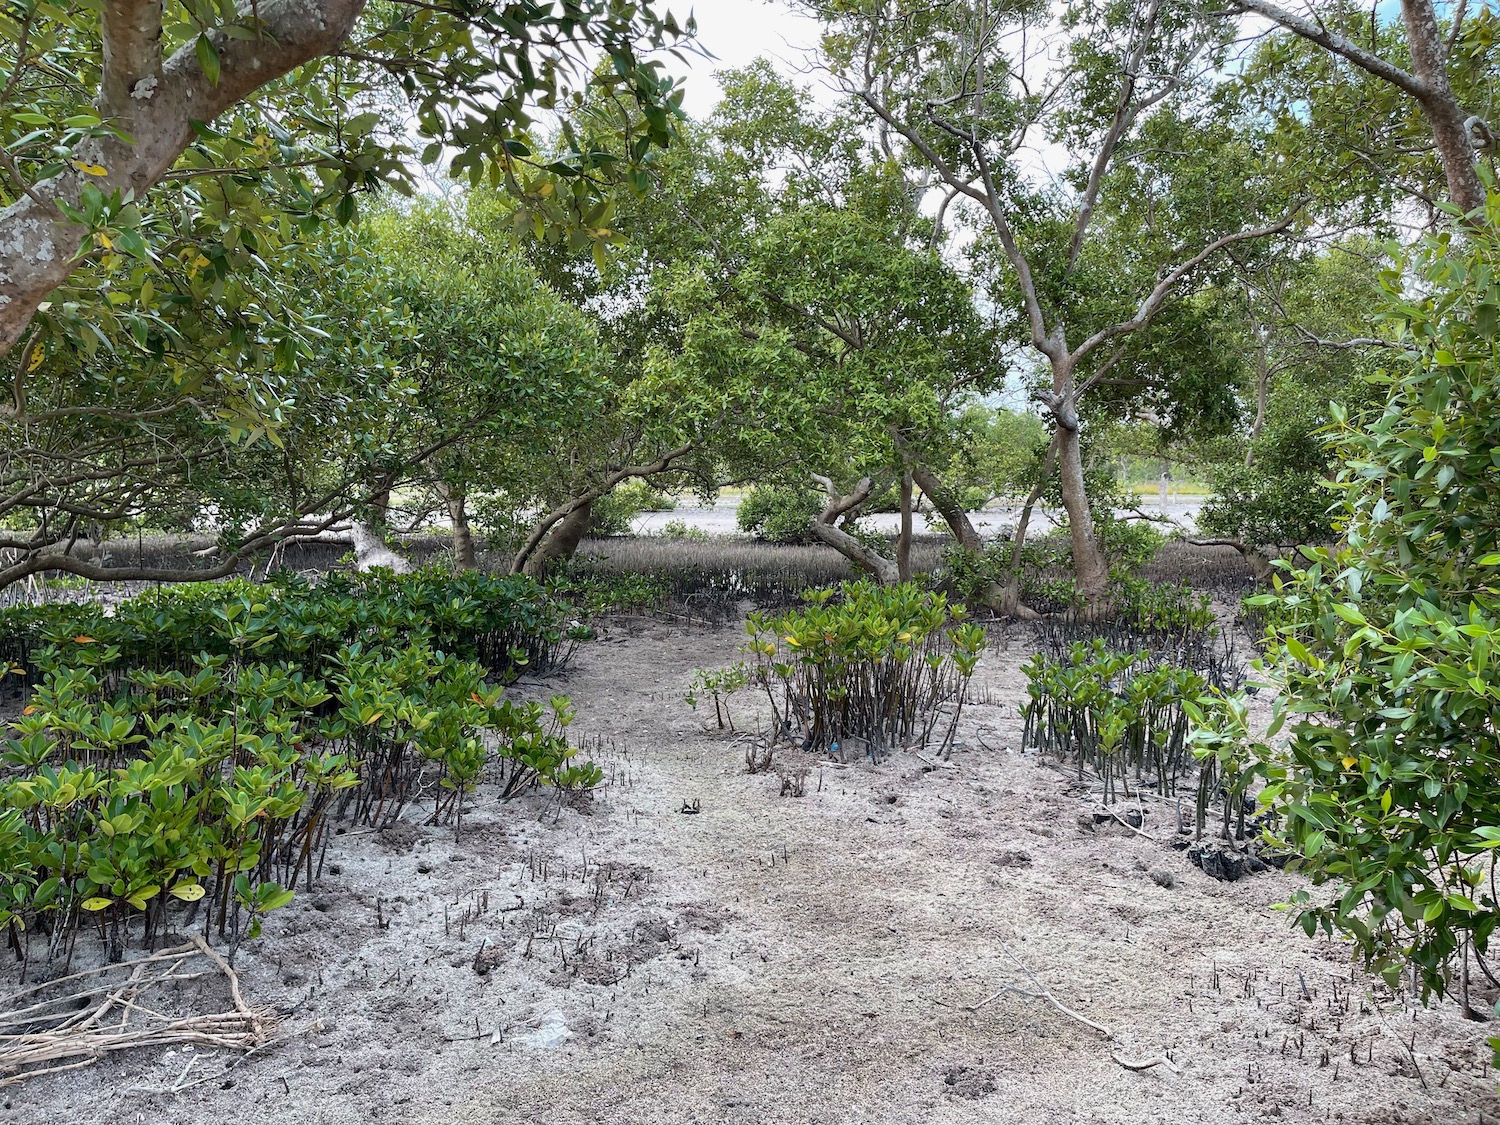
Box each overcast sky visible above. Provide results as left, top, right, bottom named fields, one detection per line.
left=672, top=1, right=826, bottom=118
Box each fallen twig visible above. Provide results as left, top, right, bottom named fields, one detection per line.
left=967, top=932, right=1177, bottom=1076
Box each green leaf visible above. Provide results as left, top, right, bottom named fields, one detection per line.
left=195, top=35, right=221, bottom=86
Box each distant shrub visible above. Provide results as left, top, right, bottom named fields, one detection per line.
left=589, top=479, right=677, bottom=537
left=737, top=486, right=821, bottom=544
left=660, top=518, right=708, bottom=540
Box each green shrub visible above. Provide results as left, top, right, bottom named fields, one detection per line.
left=1021, top=639, right=1225, bottom=810
left=0, top=566, right=585, bottom=686
left=744, top=581, right=985, bottom=758
left=660, top=518, right=708, bottom=540
left=589, top=479, right=677, bottom=536
left=1243, top=223, right=1500, bottom=1024
left=737, top=486, right=821, bottom=544
left=684, top=662, right=751, bottom=730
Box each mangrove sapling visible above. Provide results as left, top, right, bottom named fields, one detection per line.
left=745, top=582, right=983, bottom=758
left=1021, top=640, right=1216, bottom=806
left=1185, top=692, right=1264, bottom=844
left=0, top=583, right=603, bottom=970
left=684, top=663, right=752, bottom=731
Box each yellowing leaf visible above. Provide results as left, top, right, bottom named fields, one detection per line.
left=26, top=347, right=43, bottom=372
left=169, top=883, right=206, bottom=902
left=81, top=897, right=113, bottom=911
left=73, top=635, right=95, bottom=644
left=1341, top=756, right=1358, bottom=770
left=72, top=161, right=107, bottom=176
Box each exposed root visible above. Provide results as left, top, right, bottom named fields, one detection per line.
left=0, top=939, right=272, bottom=1088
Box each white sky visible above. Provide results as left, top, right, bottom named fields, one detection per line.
left=671, top=1, right=825, bottom=118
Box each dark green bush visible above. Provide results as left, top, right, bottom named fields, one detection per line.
left=0, top=566, right=585, bottom=686
left=1243, top=223, right=1500, bottom=1031
left=736, top=485, right=821, bottom=544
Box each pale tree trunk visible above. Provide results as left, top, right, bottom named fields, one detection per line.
left=1046, top=392, right=1110, bottom=606
left=521, top=500, right=592, bottom=578
left=1247, top=298, right=1270, bottom=466
left=911, top=463, right=984, bottom=552
left=434, top=480, right=477, bottom=571
left=809, top=475, right=900, bottom=585
left=1402, top=0, right=1486, bottom=216
left=896, top=470, right=913, bottom=582
left=509, top=441, right=695, bottom=575
left=0, top=0, right=367, bottom=356
left=350, top=523, right=414, bottom=573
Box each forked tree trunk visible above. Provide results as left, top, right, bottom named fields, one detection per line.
left=1401, top=0, right=1486, bottom=216
left=350, top=523, right=414, bottom=574
left=521, top=499, right=592, bottom=578
left=435, top=480, right=477, bottom=571
left=809, top=474, right=900, bottom=585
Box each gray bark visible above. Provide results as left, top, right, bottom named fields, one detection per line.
left=521, top=499, right=592, bottom=578
left=911, top=463, right=984, bottom=552
left=435, top=480, right=477, bottom=571
left=809, top=474, right=900, bottom=585
left=350, top=523, right=414, bottom=574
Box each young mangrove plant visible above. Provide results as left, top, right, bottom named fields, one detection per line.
left=1022, top=639, right=1228, bottom=808
left=743, top=581, right=986, bottom=760
left=684, top=663, right=751, bottom=731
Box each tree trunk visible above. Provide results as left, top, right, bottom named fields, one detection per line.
left=896, top=470, right=913, bottom=582
left=435, top=480, right=477, bottom=571
left=911, top=463, right=984, bottom=552
left=1402, top=0, right=1487, bottom=216
left=521, top=499, right=592, bottom=578
left=1247, top=298, right=1270, bottom=466
left=809, top=475, right=900, bottom=585
left=1054, top=420, right=1111, bottom=605
left=350, top=523, right=414, bottom=574
left=368, top=488, right=392, bottom=534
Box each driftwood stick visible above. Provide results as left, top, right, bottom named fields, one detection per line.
left=967, top=933, right=1178, bottom=1075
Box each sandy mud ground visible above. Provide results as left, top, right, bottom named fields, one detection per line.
left=3, top=619, right=1497, bottom=1125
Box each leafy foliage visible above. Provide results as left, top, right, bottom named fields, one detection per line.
left=737, top=486, right=823, bottom=545
left=1022, top=640, right=1225, bottom=811
left=1246, top=218, right=1500, bottom=1017
left=0, top=573, right=600, bottom=965
left=0, top=568, right=586, bottom=686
